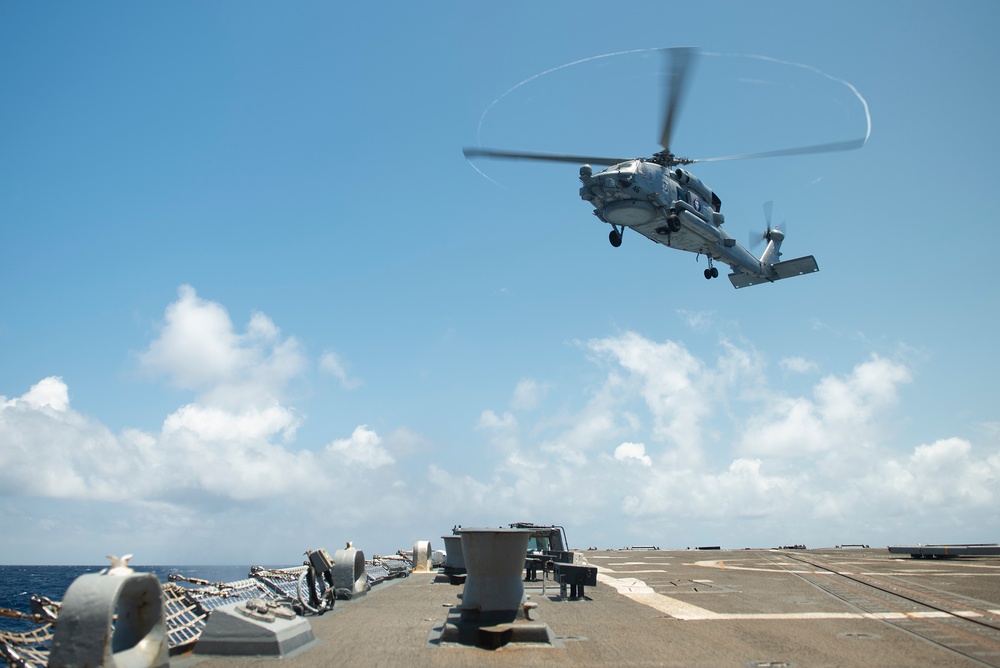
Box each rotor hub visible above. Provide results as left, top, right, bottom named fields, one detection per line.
left=650, top=150, right=694, bottom=168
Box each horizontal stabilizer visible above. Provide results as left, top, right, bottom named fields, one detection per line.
left=728, top=255, right=819, bottom=289
left=772, top=255, right=819, bottom=279
left=728, top=272, right=771, bottom=289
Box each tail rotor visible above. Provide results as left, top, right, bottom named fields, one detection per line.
left=751, top=200, right=785, bottom=249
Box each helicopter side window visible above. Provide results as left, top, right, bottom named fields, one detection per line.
left=617, top=162, right=635, bottom=189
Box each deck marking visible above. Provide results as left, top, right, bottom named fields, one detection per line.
left=608, top=562, right=668, bottom=566
left=596, top=570, right=1000, bottom=622
left=694, top=559, right=821, bottom=574
left=597, top=573, right=720, bottom=619
left=601, top=568, right=670, bottom=574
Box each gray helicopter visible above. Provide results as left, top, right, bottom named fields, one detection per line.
left=463, top=48, right=865, bottom=288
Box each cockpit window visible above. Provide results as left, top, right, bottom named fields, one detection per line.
left=616, top=161, right=636, bottom=188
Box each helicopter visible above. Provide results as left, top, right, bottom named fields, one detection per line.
left=463, top=48, right=866, bottom=288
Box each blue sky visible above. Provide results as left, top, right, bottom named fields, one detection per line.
left=2, top=1, right=998, bottom=565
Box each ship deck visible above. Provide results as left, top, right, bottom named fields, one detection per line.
left=177, top=547, right=1000, bottom=667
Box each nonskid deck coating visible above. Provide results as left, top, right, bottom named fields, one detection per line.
left=181, top=548, right=1000, bottom=667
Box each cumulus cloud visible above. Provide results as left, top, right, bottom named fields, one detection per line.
left=0, top=288, right=374, bottom=512
left=738, top=354, right=911, bottom=458
left=139, top=285, right=306, bottom=411
left=2, top=376, right=70, bottom=411
left=866, top=437, right=1000, bottom=510
left=614, top=442, right=652, bottom=466
left=586, top=332, right=710, bottom=465
left=324, top=425, right=394, bottom=469
left=2, top=292, right=998, bottom=561
left=439, top=336, right=996, bottom=549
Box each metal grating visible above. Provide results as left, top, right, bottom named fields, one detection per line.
left=181, top=578, right=277, bottom=612
left=0, top=624, right=54, bottom=668
left=249, top=566, right=310, bottom=600
left=162, top=583, right=207, bottom=650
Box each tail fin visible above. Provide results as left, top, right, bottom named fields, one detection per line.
left=733, top=203, right=817, bottom=288
left=759, top=227, right=784, bottom=266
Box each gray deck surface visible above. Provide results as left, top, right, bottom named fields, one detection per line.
left=181, top=548, right=1000, bottom=667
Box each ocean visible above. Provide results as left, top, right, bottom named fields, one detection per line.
left=0, top=564, right=258, bottom=635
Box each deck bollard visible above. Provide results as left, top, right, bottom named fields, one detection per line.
left=457, top=527, right=534, bottom=624
left=49, top=568, right=168, bottom=668
left=441, top=534, right=466, bottom=581
left=333, top=544, right=370, bottom=599
left=412, top=540, right=432, bottom=572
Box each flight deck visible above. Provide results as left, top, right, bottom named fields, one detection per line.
left=181, top=547, right=1000, bottom=668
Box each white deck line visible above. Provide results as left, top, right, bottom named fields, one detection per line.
left=597, top=571, right=1000, bottom=622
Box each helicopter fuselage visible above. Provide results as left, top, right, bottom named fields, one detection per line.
left=464, top=46, right=836, bottom=287
left=579, top=159, right=770, bottom=278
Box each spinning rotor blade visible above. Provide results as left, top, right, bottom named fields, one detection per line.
left=751, top=201, right=775, bottom=249
left=466, top=47, right=867, bottom=172
left=689, top=137, right=866, bottom=164
left=463, top=147, right=627, bottom=167
left=659, top=47, right=698, bottom=155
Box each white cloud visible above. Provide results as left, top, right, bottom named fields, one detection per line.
left=866, top=438, right=999, bottom=511
left=2, top=376, right=71, bottom=411
left=319, top=350, right=363, bottom=390
left=614, top=442, right=652, bottom=466
left=587, top=332, right=709, bottom=464
left=3, top=295, right=998, bottom=562
left=163, top=403, right=300, bottom=443
left=739, top=354, right=911, bottom=458
left=139, top=285, right=305, bottom=409
left=780, top=356, right=818, bottom=373
left=478, top=409, right=516, bottom=430
left=139, top=285, right=250, bottom=389
left=510, top=378, right=544, bottom=411
left=677, top=309, right=714, bottom=331
left=324, top=425, right=394, bottom=469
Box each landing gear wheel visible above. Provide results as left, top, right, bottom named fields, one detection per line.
left=667, top=215, right=681, bottom=233
left=704, top=268, right=713, bottom=280
left=711, top=267, right=719, bottom=278
left=609, top=229, right=622, bottom=247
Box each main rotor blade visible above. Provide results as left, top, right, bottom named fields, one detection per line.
left=688, top=137, right=866, bottom=164
left=658, top=47, right=698, bottom=154
left=463, top=147, right=627, bottom=167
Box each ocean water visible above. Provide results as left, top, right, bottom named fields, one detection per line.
left=0, top=564, right=257, bottom=635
